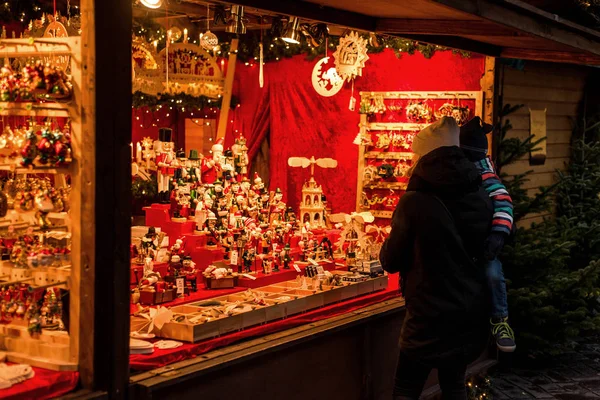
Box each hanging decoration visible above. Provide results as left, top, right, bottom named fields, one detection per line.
left=133, top=39, right=225, bottom=98
left=332, top=31, right=369, bottom=83
left=311, top=56, right=343, bottom=97
left=199, top=4, right=219, bottom=52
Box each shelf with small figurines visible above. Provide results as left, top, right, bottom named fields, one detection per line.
left=0, top=36, right=81, bottom=372
left=355, top=90, right=483, bottom=219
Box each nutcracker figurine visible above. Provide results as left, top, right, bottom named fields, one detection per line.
left=242, top=246, right=256, bottom=273
left=232, top=134, right=249, bottom=177
left=201, top=138, right=224, bottom=184
left=281, top=243, right=292, bottom=269
left=154, top=128, right=177, bottom=203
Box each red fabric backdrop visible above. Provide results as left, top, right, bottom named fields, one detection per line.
left=132, top=50, right=485, bottom=213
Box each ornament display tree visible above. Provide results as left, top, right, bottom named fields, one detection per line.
left=355, top=91, right=482, bottom=219
left=0, top=36, right=84, bottom=371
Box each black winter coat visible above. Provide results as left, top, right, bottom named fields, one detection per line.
left=380, top=146, right=493, bottom=366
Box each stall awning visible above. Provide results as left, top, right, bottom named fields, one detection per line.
left=222, top=0, right=600, bottom=65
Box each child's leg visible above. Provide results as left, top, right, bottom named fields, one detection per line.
left=485, top=257, right=508, bottom=320
left=486, top=258, right=516, bottom=352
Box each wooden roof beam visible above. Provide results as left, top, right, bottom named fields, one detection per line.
left=376, top=18, right=520, bottom=37
left=208, top=0, right=377, bottom=32
left=501, top=48, right=600, bottom=65
left=398, top=34, right=502, bottom=57
left=426, top=0, right=600, bottom=57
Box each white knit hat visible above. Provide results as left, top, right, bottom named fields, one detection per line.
left=411, top=116, right=460, bottom=157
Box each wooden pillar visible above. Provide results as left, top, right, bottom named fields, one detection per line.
left=79, top=0, right=131, bottom=396
left=480, top=56, right=496, bottom=156
left=217, top=39, right=239, bottom=140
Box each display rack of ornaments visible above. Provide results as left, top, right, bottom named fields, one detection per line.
left=354, top=91, right=482, bottom=219
left=0, top=36, right=80, bottom=371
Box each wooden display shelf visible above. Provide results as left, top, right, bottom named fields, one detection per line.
left=0, top=37, right=76, bottom=58
left=355, top=90, right=483, bottom=216
left=359, top=90, right=481, bottom=100
left=364, top=151, right=413, bottom=160
left=363, top=122, right=426, bottom=131
left=0, top=102, right=71, bottom=117
left=131, top=273, right=389, bottom=343
left=369, top=210, right=394, bottom=219
left=0, top=164, right=72, bottom=174
left=7, top=352, right=78, bottom=372
left=363, top=181, right=408, bottom=190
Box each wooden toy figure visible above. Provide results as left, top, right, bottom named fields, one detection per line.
left=182, top=256, right=198, bottom=292
left=262, top=256, right=273, bottom=274
left=232, top=134, right=249, bottom=177
left=281, top=243, right=292, bottom=269
left=242, top=246, right=256, bottom=273
left=154, top=128, right=177, bottom=203
left=200, top=138, right=224, bottom=184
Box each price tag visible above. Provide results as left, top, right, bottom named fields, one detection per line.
left=230, top=250, right=238, bottom=265
left=293, top=264, right=301, bottom=273
left=349, top=96, right=356, bottom=112
left=176, top=278, right=185, bottom=295
left=316, top=265, right=325, bottom=275
left=242, top=273, right=257, bottom=280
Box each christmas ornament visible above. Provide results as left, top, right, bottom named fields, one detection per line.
left=200, top=4, right=219, bottom=52
left=311, top=57, right=343, bottom=97
left=36, top=128, right=54, bottom=165
left=406, top=101, right=432, bottom=123
left=20, top=129, right=38, bottom=167
left=43, top=17, right=70, bottom=71
left=332, top=31, right=369, bottom=83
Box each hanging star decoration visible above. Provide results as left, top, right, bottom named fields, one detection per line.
left=332, top=31, right=369, bottom=83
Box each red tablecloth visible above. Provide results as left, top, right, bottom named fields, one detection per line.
left=0, top=366, right=78, bottom=400
left=130, top=275, right=400, bottom=371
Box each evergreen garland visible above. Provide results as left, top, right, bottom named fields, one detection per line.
left=133, top=16, right=470, bottom=64
left=132, top=91, right=239, bottom=111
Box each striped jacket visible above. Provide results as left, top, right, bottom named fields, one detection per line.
left=474, top=157, right=513, bottom=236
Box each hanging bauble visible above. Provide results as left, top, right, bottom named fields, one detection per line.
left=36, top=129, right=54, bottom=165
left=332, top=31, right=369, bottom=83
left=200, top=31, right=219, bottom=51
left=311, top=57, right=343, bottom=97
left=168, top=27, right=183, bottom=42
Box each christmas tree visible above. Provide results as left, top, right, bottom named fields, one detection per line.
left=496, top=96, right=600, bottom=355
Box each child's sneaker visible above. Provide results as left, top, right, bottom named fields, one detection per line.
left=491, top=317, right=516, bottom=352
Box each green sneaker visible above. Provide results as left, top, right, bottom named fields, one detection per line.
left=491, top=317, right=516, bottom=353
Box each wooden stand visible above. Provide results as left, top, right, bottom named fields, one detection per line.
left=355, top=91, right=483, bottom=219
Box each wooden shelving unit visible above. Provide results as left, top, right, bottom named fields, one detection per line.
left=0, top=36, right=82, bottom=371
left=356, top=91, right=483, bottom=219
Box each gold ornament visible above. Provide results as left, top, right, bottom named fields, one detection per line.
left=200, top=31, right=219, bottom=51
left=168, top=27, right=182, bottom=42
left=332, top=31, right=369, bottom=83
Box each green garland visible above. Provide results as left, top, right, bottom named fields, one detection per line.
left=132, top=91, right=239, bottom=111
left=132, top=17, right=470, bottom=63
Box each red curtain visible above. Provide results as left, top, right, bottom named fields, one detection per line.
left=232, top=49, right=485, bottom=214
left=131, top=49, right=485, bottom=214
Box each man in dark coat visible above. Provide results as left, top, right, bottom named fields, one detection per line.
left=380, top=117, right=493, bottom=400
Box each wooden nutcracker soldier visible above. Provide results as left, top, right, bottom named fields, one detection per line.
left=242, top=245, right=256, bottom=273
left=232, top=134, right=249, bottom=177
left=154, top=128, right=177, bottom=203
left=269, top=188, right=286, bottom=227
left=201, top=138, right=224, bottom=184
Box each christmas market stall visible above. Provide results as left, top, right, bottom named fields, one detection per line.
left=125, top=0, right=600, bottom=399
left=0, top=0, right=598, bottom=398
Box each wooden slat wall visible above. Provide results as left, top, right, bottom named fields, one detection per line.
left=500, top=61, right=588, bottom=226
